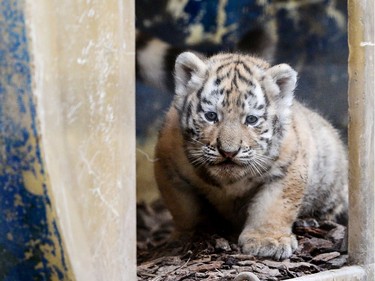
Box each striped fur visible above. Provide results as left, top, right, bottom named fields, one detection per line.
left=154, top=52, right=348, bottom=260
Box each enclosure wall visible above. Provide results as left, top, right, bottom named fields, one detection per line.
left=0, top=0, right=136, bottom=280
left=348, top=0, right=374, bottom=279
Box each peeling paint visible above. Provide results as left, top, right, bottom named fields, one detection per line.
left=326, top=0, right=346, bottom=30
left=360, top=41, right=375, bottom=47
left=185, top=0, right=237, bottom=45
left=0, top=0, right=73, bottom=280
left=167, top=0, right=189, bottom=19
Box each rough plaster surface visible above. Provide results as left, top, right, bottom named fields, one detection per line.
left=348, top=0, right=375, bottom=279
left=26, top=0, right=136, bottom=280
left=0, top=0, right=73, bottom=279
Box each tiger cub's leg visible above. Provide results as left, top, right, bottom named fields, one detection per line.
left=154, top=162, right=203, bottom=234
left=238, top=154, right=307, bottom=260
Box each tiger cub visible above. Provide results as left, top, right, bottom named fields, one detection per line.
left=154, top=52, right=348, bottom=260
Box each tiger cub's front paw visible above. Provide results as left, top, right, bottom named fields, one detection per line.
left=238, top=230, right=298, bottom=260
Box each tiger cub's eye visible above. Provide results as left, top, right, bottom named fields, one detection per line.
left=246, top=115, right=258, bottom=125
left=204, top=112, right=218, bottom=122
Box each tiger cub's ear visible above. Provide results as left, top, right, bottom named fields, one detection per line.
left=174, top=52, right=207, bottom=100
left=266, top=64, right=297, bottom=108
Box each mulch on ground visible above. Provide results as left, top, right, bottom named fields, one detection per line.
left=137, top=200, right=348, bottom=281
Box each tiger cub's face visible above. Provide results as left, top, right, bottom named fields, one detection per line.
left=173, top=53, right=297, bottom=184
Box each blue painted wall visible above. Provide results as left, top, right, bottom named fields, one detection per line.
left=0, top=1, right=71, bottom=280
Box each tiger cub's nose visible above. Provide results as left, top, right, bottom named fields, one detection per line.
left=217, top=143, right=240, bottom=159
left=217, top=138, right=240, bottom=159
left=218, top=148, right=238, bottom=159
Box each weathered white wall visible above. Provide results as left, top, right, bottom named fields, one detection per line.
left=348, top=0, right=374, bottom=279
left=26, top=1, right=135, bottom=280
left=285, top=266, right=366, bottom=281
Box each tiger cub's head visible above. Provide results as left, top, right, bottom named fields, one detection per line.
left=173, top=52, right=297, bottom=184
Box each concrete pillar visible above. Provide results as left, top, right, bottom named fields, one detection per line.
left=0, top=0, right=135, bottom=280
left=348, top=0, right=374, bottom=279
left=0, top=0, right=74, bottom=279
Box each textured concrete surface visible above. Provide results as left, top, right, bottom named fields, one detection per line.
left=0, top=0, right=72, bottom=280
left=1, top=0, right=136, bottom=280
